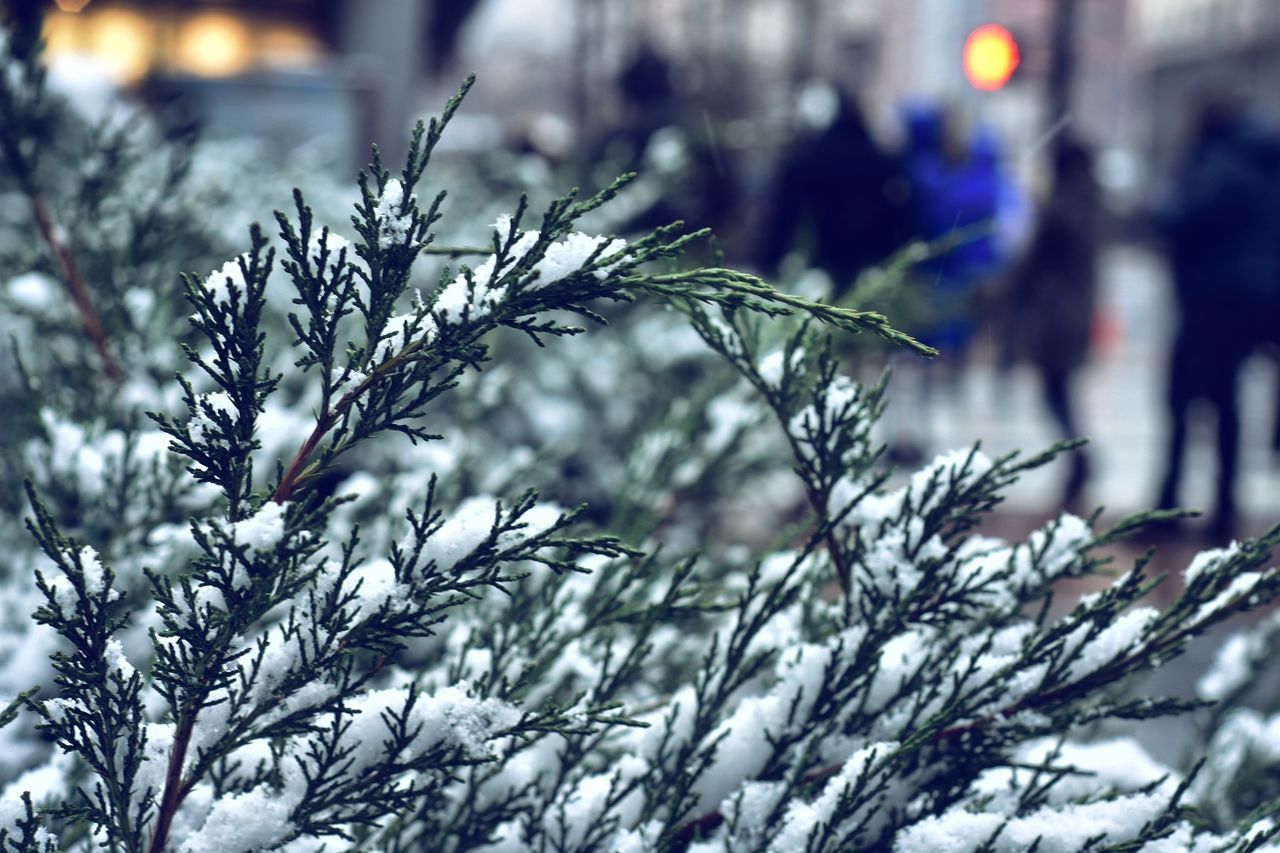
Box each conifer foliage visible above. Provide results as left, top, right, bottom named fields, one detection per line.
left=3, top=14, right=1280, bottom=853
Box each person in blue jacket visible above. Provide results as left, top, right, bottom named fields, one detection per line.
left=901, top=103, right=1005, bottom=364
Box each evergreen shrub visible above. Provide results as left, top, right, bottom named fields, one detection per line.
left=3, top=16, right=1280, bottom=853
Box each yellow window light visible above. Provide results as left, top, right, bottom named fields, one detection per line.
left=43, top=12, right=84, bottom=58
left=257, top=24, right=324, bottom=69
left=173, top=12, right=253, bottom=77
left=84, top=7, right=155, bottom=84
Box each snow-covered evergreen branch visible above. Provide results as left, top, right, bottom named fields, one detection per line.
left=3, top=18, right=1280, bottom=852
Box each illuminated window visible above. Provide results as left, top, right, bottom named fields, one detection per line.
left=173, top=12, right=253, bottom=77
left=43, top=3, right=331, bottom=84
left=85, top=7, right=155, bottom=83
left=258, top=24, right=324, bottom=69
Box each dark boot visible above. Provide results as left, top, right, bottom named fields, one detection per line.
left=1061, top=450, right=1089, bottom=514
left=1205, top=506, right=1238, bottom=542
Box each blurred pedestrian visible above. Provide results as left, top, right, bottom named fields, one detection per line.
left=902, top=103, right=1005, bottom=365
left=879, top=104, right=1011, bottom=464
left=610, top=40, right=678, bottom=162
left=1153, top=96, right=1280, bottom=539
left=597, top=40, right=737, bottom=241
left=1007, top=139, right=1102, bottom=509
left=756, top=82, right=914, bottom=300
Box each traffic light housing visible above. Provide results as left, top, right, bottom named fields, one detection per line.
left=963, top=24, right=1020, bottom=91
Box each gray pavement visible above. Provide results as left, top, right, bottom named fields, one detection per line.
left=908, top=244, right=1280, bottom=531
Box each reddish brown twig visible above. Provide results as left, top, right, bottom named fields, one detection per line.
left=273, top=416, right=334, bottom=504
left=671, top=809, right=726, bottom=847
left=272, top=352, right=406, bottom=504
left=30, top=193, right=123, bottom=382
left=147, top=709, right=195, bottom=853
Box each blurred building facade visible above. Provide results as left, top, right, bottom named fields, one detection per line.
left=45, top=0, right=1280, bottom=195
left=42, top=0, right=341, bottom=83
left=1133, top=0, right=1280, bottom=173
left=38, top=0, right=448, bottom=168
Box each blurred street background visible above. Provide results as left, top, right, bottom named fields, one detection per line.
left=25, top=0, right=1280, bottom=549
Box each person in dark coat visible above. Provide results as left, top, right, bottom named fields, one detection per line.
left=757, top=87, right=914, bottom=299
left=1008, top=139, right=1102, bottom=508
left=1154, top=97, right=1280, bottom=539
left=599, top=41, right=738, bottom=240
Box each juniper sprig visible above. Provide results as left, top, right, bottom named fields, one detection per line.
left=4, top=23, right=1280, bottom=853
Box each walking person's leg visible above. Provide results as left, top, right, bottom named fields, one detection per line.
left=1208, top=348, right=1245, bottom=539
left=1042, top=366, right=1088, bottom=506
left=1157, top=333, right=1194, bottom=513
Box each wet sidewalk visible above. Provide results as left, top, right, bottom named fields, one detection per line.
left=905, top=243, right=1280, bottom=541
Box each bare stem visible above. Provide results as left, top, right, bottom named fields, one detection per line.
left=420, top=244, right=493, bottom=257
left=30, top=193, right=123, bottom=382
left=272, top=338, right=434, bottom=503
left=273, top=416, right=334, bottom=504
left=147, top=710, right=195, bottom=853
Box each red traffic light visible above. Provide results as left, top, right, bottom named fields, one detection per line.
left=963, top=24, right=1020, bottom=91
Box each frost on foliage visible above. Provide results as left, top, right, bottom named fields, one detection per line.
left=972, top=737, right=1181, bottom=809
left=538, top=231, right=627, bottom=283
left=432, top=217, right=626, bottom=324
left=102, top=637, right=134, bottom=681
left=199, top=255, right=248, bottom=306
left=771, top=741, right=900, bottom=851
left=896, top=791, right=1171, bottom=853
left=832, top=447, right=994, bottom=524
left=433, top=217, right=536, bottom=320
left=758, top=346, right=804, bottom=387
left=318, top=683, right=519, bottom=774
left=1185, top=542, right=1241, bottom=585
left=1195, top=569, right=1272, bottom=625
left=190, top=502, right=290, bottom=594
left=1063, top=604, right=1161, bottom=679
left=1190, top=707, right=1280, bottom=826
left=0, top=749, right=71, bottom=850
left=1198, top=610, right=1280, bottom=702
left=223, top=501, right=287, bottom=551
left=179, top=784, right=296, bottom=853
left=330, top=365, right=369, bottom=397
left=375, top=178, right=415, bottom=248
left=377, top=311, right=436, bottom=361
left=897, top=736, right=1186, bottom=851
left=9, top=53, right=1280, bottom=853
left=791, top=376, right=865, bottom=445
left=43, top=545, right=110, bottom=620
left=187, top=391, right=237, bottom=444
left=418, top=494, right=561, bottom=572
left=306, top=228, right=351, bottom=268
